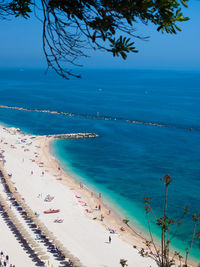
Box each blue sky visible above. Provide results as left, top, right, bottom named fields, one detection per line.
left=0, top=1, right=200, bottom=70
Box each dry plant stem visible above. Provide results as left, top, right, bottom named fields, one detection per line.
left=146, top=213, right=161, bottom=265
left=163, top=184, right=168, bottom=265
left=185, top=223, right=197, bottom=266
left=144, top=175, right=199, bottom=267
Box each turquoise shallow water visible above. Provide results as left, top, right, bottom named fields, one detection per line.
left=0, top=68, right=200, bottom=263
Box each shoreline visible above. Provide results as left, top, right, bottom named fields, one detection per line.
left=0, top=124, right=157, bottom=267
left=49, top=139, right=199, bottom=267
left=0, top=123, right=197, bottom=266
left=34, top=130, right=200, bottom=266
left=48, top=138, right=147, bottom=243
left=50, top=139, right=150, bottom=240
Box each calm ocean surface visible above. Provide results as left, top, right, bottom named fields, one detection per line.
left=0, top=69, right=200, bottom=262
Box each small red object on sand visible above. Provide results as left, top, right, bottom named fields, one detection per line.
left=44, top=209, right=60, bottom=214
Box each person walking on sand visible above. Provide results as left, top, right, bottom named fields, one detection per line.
left=109, top=236, right=111, bottom=243
left=31, top=170, right=33, bottom=175
left=98, top=204, right=101, bottom=210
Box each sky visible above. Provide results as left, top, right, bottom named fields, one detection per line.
left=0, top=1, right=200, bottom=71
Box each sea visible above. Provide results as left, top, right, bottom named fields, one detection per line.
left=0, top=68, right=199, bottom=263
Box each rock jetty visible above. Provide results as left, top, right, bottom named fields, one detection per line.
left=47, top=133, right=98, bottom=139
left=0, top=105, right=195, bottom=132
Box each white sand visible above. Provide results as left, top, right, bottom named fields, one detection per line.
left=0, top=125, right=159, bottom=267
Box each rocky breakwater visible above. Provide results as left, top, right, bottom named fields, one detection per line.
left=47, top=133, right=99, bottom=140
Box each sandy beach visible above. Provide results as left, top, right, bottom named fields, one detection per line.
left=0, top=124, right=189, bottom=267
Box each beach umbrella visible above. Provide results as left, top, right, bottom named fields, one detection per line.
left=67, top=253, right=74, bottom=260
left=40, top=255, right=49, bottom=261
left=25, top=208, right=34, bottom=215
left=46, top=236, right=57, bottom=244
left=24, top=237, right=34, bottom=244
left=0, top=193, right=5, bottom=198
left=21, top=232, right=32, bottom=240
left=56, top=244, right=65, bottom=251
left=12, top=218, right=21, bottom=224
left=7, top=183, right=15, bottom=192
left=22, top=237, right=33, bottom=244
left=8, top=214, right=17, bottom=222
left=73, top=262, right=81, bottom=267
left=73, top=257, right=80, bottom=262
left=16, top=225, right=25, bottom=231
left=21, top=231, right=32, bottom=238
left=9, top=216, right=19, bottom=224
left=37, top=221, right=47, bottom=228
left=18, top=228, right=29, bottom=235
left=23, top=206, right=30, bottom=214
left=4, top=202, right=10, bottom=208
left=16, top=227, right=25, bottom=234
left=28, top=238, right=38, bottom=245
left=0, top=199, right=7, bottom=206
left=3, top=206, right=11, bottom=212
left=29, top=241, right=40, bottom=248
left=0, top=195, right=7, bottom=201
left=23, top=206, right=31, bottom=213
left=46, top=232, right=56, bottom=240
left=23, top=206, right=35, bottom=217
left=16, top=195, right=25, bottom=203
left=54, top=240, right=64, bottom=249
left=13, top=221, right=23, bottom=228
left=36, top=221, right=44, bottom=229
left=45, top=228, right=55, bottom=236
left=8, top=211, right=17, bottom=218
left=60, top=248, right=69, bottom=256
left=17, top=199, right=25, bottom=206
left=7, top=213, right=13, bottom=220
left=39, top=224, right=49, bottom=232
left=36, top=251, right=46, bottom=256
left=72, top=258, right=81, bottom=267
left=0, top=203, right=7, bottom=209
left=30, top=219, right=38, bottom=227
left=12, top=191, right=18, bottom=197
left=50, top=237, right=59, bottom=245
left=69, top=255, right=76, bottom=261
left=33, top=246, right=43, bottom=251
left=34, top=248, right=44, bottom=253
left=5, top=180, right=12, bottom=187
left=32, top=216, right=40, bottom=224
left=37, top=226, right=47, bottom=234
left=6, top=207, right=13, bottom=213
left=39, top=228, right=50, bottom=238
left=15, top=222, right=23, bottom=228
left=21, top=203, right=30, bottom=210
left=13, top=194, right=21, bottom=202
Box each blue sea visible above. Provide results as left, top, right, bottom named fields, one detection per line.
left=0, top=68, right=200, bottom=263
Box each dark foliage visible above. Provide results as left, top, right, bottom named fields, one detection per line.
left=143, top=174, right=200, bottom=267
left=0, top=0, right=189, bottom=78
